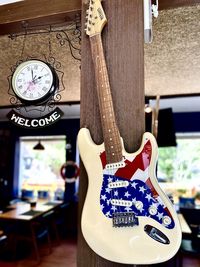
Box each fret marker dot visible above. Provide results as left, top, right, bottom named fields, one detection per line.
left=110, top=138, right=112, bottom=141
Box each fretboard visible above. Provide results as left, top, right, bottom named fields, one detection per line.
left=90, top=34, right=123, bottom=164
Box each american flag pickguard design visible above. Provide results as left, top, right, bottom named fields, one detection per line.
left=100, top=139, right=175, bottom=229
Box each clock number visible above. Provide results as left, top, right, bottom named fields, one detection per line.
left=42, top=87, right=48, bottom=92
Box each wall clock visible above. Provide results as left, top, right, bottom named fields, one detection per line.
left=11, top=59, right=59, bottom=105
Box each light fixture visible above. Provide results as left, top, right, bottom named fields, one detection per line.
left=33, top=140, right=45, bottom=150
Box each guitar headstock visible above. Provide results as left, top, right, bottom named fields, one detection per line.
left=85, top=0, right=107, bottom=36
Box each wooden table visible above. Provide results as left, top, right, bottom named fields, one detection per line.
left=0, top=200, right=63, bottom=262
left=178, top=213, right=192, bottom=234
left=0, top=200, right=62, bottom=221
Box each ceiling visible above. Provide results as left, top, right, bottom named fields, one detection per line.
left=0, top=3, right=199, bottom=99
left=0, top=3, right=200, bottom=120
left=145, top=4, right=200, bottom=96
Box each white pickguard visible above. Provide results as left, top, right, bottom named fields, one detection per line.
left=78, top=128, right=182, bottom=265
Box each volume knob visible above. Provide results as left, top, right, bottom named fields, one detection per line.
left=149, top=205, right=157, bottom=216
left=162, top=216, right=172, bottom=226
left=135, top=201, right=143, bottom=210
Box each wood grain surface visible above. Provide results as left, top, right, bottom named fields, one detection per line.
left=77, top=0, right=145, bottom=266
left=0, top=0, right=199, bottom=35
left=0, top=0, right=81, bottom=35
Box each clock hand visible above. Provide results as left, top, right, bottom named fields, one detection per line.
left=31, top=69, right=37, bottom=82
left=33, top=76, right=43, bottom=84
left=31, top=69, right=34, bottom=81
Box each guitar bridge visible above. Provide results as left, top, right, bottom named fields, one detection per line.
left=112, top=212, right=139, bottom=228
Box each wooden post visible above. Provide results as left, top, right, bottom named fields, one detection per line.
left=77, top=0, right=144, bottom=266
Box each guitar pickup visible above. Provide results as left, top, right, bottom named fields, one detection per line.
left=113, top=212, right=139, bottom=227
left=111, top=199, right=132, bottom=207
left=108, top=181, right=129, bottom=189
left=105, top=161, right=125, bottom=170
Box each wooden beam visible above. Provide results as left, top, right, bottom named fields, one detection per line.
left=0, top=0, right=81, bottom=35
left=0, top=0, right=199, bottom=35
left=159, top=0, right=200, bottom=10
left=77, top=0, right=144, bottom=266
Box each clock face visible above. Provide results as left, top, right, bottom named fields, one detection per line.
left=11, top=60, right=57, bottom=104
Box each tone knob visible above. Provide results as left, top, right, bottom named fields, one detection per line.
left=149, top=205, right=157, bottom=215
left=135, top=201, right=143, bottom=210
left=162, top=216, right=171, bottom=226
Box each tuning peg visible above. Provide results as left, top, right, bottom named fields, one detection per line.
left=86, top=10, right=89, bottom=14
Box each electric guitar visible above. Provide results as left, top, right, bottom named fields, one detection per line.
left=78, top=0, right=181, bottom=264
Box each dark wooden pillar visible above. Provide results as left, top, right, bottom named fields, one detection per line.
left=77, top=0, right=144, bottom=266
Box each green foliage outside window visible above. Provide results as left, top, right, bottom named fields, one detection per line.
left=158, top=138, right=200, bottom=184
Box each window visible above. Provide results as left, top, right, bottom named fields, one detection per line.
left=157, top=133, right=200, bottom=202
left=18, top=136, right=66, bottom=199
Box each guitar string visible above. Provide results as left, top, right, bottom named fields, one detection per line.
left=95, top=40, right=117, bottom=219
left=94, top=36, right=122, bottom=221
left=97, top=37, right=122, bottom=218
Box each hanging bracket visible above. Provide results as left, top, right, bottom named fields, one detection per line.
left=143, top=0, right=159, bottom=43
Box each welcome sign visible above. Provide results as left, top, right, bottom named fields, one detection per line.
left=7, top=107, right=63, bottom=129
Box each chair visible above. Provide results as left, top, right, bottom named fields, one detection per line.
left=179, top=196, right=195, bottom=208
left=21, top=189, right=34, bottom=201
left=54, top=202, right=70, bottom=238
left=177, top=207, right=200, bottom=267
left=11, top=212, right=53, bottom=262
left=38, top=190, right=49, bottom=199
left=0, top=230, right=7, bottom=256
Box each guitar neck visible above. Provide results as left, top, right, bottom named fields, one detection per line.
left=90, top=34, right=122, bottom=164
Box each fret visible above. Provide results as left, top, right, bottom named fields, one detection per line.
left=90, top=34, right=122, bottom=163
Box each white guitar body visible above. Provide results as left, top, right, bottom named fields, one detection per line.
left=78, top=128, right=182, bottom=265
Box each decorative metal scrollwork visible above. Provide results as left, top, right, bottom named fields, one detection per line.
left=7, top=16, right=81, bottom=117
